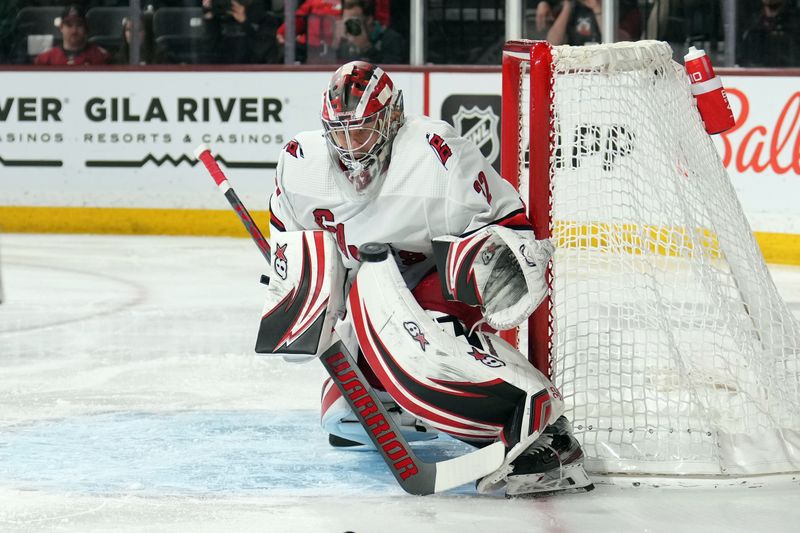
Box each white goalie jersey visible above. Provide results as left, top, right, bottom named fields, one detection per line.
left=268, top=114, right=531, bottom=288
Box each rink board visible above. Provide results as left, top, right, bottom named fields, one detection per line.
left=0, top=68, right=799, bottom=264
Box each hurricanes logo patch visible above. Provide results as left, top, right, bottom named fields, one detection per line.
left=468, top=347, right=505, bottom=368
left=274, top=243, right=288, bottom=280
left=426, top=133, right=453, bottom=168
left=284, top=139, right=303, bottom=158
left=403, top=321, right=429, bottom=351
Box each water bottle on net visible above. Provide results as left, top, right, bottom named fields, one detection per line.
left=683, top=46, right=736, bottom=135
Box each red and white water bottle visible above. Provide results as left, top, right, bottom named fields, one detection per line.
left=684, top=46, right=735, bottom=135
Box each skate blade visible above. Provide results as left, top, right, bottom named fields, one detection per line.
left=506, top=482, right=595, bottom=498
left=475, top=464, right=513, bottom=494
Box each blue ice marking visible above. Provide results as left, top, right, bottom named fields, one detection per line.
left=0, top=410, right=478, bottom=496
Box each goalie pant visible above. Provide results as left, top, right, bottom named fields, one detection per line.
left=322, top=265, right=564, bottom=453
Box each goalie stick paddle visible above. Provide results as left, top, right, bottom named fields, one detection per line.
left=193, top=145, right=506, bottom=495
left=320, top=340, right=505, bottom=495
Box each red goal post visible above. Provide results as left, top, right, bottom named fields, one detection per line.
left=501, top=40, right=554, bottom=378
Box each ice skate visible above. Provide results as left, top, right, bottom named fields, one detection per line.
left=505, top=416, right=594, bottom=497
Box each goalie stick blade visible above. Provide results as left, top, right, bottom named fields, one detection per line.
left=320, top=341, right=505, bottom=495
left=431, top=440, right=505, bottom=494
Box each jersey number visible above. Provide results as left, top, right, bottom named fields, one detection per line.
left=473, top=171, right=492, bottom=205
left=313, top=208, right=359, bottom=260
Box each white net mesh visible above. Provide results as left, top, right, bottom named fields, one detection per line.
left=506, top=41, right=800, bottom=476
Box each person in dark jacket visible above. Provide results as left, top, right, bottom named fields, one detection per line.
left=739, top=0, right=799, bottom=67
left=336, top=0, right=406, bottom=64
left=202, top=0, right=280, bottom=64
left=113, top=14, right=172, bottom=65
left=35, top=4, right=111, bottom=66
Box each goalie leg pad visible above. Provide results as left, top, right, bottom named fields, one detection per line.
left=255, top=230, right=346, bottom=359
left=348, top=250, right=564, bottom=447
left=320, top=377, right=439, bottom=446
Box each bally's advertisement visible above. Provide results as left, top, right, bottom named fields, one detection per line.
left=0, top=69, right=798, bottom=263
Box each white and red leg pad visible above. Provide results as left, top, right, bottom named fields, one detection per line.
left=320, top=377, right=439, bottom=446
left=347, top=247, right=564, bottom=448
left=255, top=230, right=346, bottom=361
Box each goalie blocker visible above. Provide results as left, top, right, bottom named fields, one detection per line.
left=254, top=230, right=346, bottom=361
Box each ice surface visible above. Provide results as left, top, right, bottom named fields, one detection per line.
left=1, top=234, right=799, bottom=533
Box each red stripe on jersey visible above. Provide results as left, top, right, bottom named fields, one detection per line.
left=460, top=208, right=532, bottom=237
left=495, top=210, right=532, bottom=229
left=270, top=211, right=286, bottom=231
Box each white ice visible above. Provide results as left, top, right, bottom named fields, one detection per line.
left=1, top=234, right=799, bottom=533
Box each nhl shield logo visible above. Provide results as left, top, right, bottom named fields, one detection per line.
left=452, top=105, right=500, bottom=166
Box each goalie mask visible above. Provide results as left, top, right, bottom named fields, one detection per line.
left=321, top=61, right=404, bottom=202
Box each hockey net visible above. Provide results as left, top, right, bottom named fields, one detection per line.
left=501, top=40, right=800, bottom=477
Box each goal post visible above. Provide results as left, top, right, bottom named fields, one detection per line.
left=501, top=40, right=800, bottom=477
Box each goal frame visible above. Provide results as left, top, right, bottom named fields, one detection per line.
left=499, top=39, right=800, bottom=479
left=501, top=40, right=554, bottom=376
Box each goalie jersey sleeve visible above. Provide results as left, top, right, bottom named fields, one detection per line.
left=268, top=147, right=304, bottom=234
left=427, top=125, right=531, bottom=239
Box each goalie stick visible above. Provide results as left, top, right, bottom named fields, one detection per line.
left=194, top=145, right=271, bottom=263
left=193, top=144, right=506, bottom=495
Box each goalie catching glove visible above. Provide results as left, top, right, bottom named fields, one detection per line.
left=432, top=226, right=554, bottom=330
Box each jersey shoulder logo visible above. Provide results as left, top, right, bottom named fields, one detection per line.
left=284, top=139, right=304, bottom=158
left=426, top=133, right=453, bottom=168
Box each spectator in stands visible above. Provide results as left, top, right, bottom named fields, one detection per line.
left=202, top=0, right=280, bottom=64
left=0, top=0, right=18, bottom=64
left=276, top=0, right=341, bottom=63
left=546, top=0, right=641, bottom=46
left=35, top=4, right=111, bottom=65
left=529, top=1, right=556, bottom=38
left=739, top=0, right=799, bottom=67
left=336, top=0, right=406, bottom=64
left=113, top=14, right=171, bottom=65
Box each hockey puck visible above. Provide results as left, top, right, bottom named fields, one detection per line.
left=359, top=242, right=389, bottom=262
